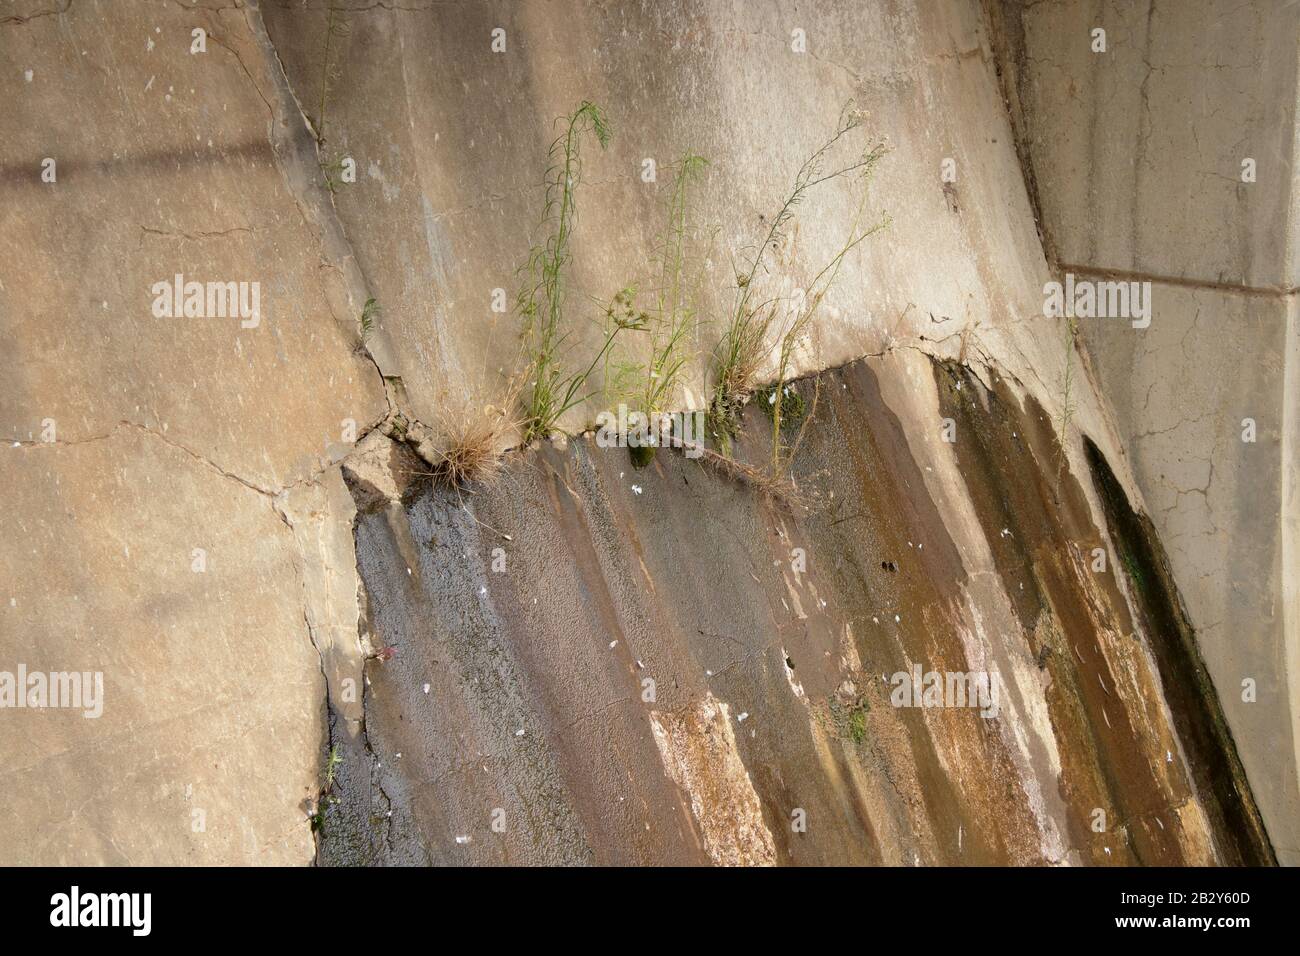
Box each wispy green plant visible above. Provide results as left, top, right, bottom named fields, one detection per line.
left=324, top=745, right=342, bottom=790
left=643, top=154, right=710, bottom=415
left=311, top=745, right=344, bottom=835
left=710, top=104, right=888, bottom=449
left=1053, top=315, right=1080, bottom=481
left=313, top=9, right=352, bottom=195
left=359, top=296, right=378, bottom=342
left=769, top=172, right=890, bottom=472
left=314, top=7, right=349, bottom=146
left=602, top=154, right=711, bottom=456
left=320, top=156, right=347, bottom=193
left=517, top=102, right=644, bottom=441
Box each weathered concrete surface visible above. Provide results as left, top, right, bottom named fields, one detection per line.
left=0, top=0, right=386, bottom=862
left=0, top=429, right=323, bottom=864
left=0, top=0, right=1285, bottom=865
left=322, top=354, right=1269, bottom=865
left=1081, top=288, right=1291, bottom=836
left=260, top=0, right=1087, bottom=434
left=1006, top=0, right=1300, bottom=288
left=995, top=0, right=1300, bottom=862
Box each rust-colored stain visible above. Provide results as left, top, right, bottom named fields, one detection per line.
left=320, top=356, right=1271, bottom=866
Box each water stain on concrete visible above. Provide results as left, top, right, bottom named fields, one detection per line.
left=314, top=355, right=1268, bottom=865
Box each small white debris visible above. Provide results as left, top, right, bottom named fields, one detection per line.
left=479, top=586, right=486, bottom=594
left=635, top=659, right=644, bottom=669
left=872, top=616, right=879, bottom=624
left=894, top=614, right=901, bottom=623
left=631, top=484, right=643, bottom=495
left=706, top=669, right=713, bottom=677
left=24, top=69, right=33, bottom=83
left=1000, top=528, right=1010, bottom=538
left=455, top=835, right=472, bottom=845
left=737, top=712, right=749, bottom=722
left=608, top=640, right=617, bottom=649
left=515, top=728, right=526, bottom=737
left=1103, top=846, right=1111, bottom=856
left=395, top=752, right=402, bottom=758
left=423, top=683, right=430, bottom=694
left=1166, top=750, right=1172, bottom=763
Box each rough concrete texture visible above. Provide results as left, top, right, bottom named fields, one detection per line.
left=996, top=0, right=1300, bottom=862
left=322, top=355, right=1269, bottom=865
left=1, top=0, right=386, bottom=863
left=258, top=0, right=1084, bottom=434
left=1007, top=0, right=1300, bottom=287
left=1, top=429, right=324, bottom=864
left=0, top=0, right=1289, bottom=865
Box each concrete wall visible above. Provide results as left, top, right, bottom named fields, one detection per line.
left=0, top=0, right=1286, bottom=863
left=1000, top=0, right=1300, bottom=861
left=325, top=354, right=1265, bottom=865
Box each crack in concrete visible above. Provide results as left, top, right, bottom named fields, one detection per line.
left=242, top=0, right=404, bottom=413
left=1057, top=262, right=1300, bottom=300
left=138, top=224, right=255, bottom=244
left=1, top=0, right=73, bottom=25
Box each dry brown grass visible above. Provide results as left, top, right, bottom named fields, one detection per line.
left=425, top=373, right=527, bottom=490
left=660, top=430, right=810, bottom=507
left=430, top=413, right=510, bottom=488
